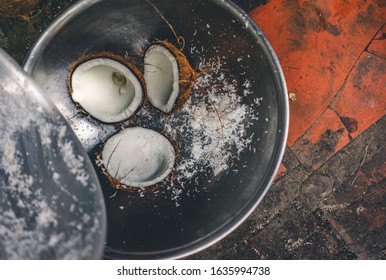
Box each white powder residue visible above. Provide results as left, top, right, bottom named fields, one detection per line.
left=39, top=123, right=89, bottom=186
left=171, top=58, right=258, bottom=187
left=0, top=70, right=104, bottom=259
left=52, top=172, right=60, bottom=181
left=173, top=89, right=248, bottom=179
left=58, top=130, right=89, bottom=187
left=1, top=140, right=34, bottom=196
left=36, top=205, right=58, bottom=228
left=39, top=123, right=54, bottom=147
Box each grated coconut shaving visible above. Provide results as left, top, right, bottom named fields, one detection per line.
left=133, top=55, right=262, bottom=206
left=0, top=74, right=103, bottom=259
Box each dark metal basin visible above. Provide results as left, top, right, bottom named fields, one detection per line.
left=23, top=0, right=288, bottom=259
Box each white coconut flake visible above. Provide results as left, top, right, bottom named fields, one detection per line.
left=0, top=70, right=103, bottom=259
left=58, top=137, right=89, bottom=187
left=174, top=59, right=256, bottom=183
left=134, top=54, right=262, bottom=204
left=36, top=206, right=57, bottom=228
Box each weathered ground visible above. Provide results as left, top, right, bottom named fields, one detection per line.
left=192, top=0, right=386, bottom=260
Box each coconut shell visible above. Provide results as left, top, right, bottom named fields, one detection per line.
left=68, top=51, right=146, bottom=94
left=0, top=0, right=41, bottom=19
left=152, top=40, right=198, bottom=112
left=99, top=127, right=180, bottom=193
left=67, top=51, right=147, bottom=123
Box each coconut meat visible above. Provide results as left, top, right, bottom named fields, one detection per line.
left=144, top=44, right=179, bottom=113
left=70, top=58, right=143, bottom=123
left=101, top=127, right=175, bottom=188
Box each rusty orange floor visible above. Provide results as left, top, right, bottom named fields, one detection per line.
left=250, top=0, right=385, bottom=172
left=192, top=0, right=385, bottom=259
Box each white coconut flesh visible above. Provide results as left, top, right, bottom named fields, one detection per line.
left=144, top=44, right=179, bottom=113
left=101, top=127, right=175, bottom=188
left=70, top=58, right=143, bottom=123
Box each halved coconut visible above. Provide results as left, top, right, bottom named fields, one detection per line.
left=144, top=40, right=196, bottom=113
left=101, top=127, right=175, bottom=188
left=68, top=53, right=145, bottom=123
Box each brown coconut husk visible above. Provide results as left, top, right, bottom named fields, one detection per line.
left=148, top=40, right=199, bottom=113
left=0, top=0, right=41, bottom=19
left=145, top=1, right=202, bottom=113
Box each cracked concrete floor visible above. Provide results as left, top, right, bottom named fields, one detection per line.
left=0, top=0, right=385, bottom=259
left=191, top=116, right=385, bottom=259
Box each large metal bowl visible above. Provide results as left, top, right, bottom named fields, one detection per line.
left=23, top=0, right=288, bottom=259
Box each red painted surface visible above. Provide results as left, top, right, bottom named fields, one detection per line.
left=367, top=24, right=386, bottom=59
left=332, top=52, right=386, bottom=139
left=250, top=0, right=385, bottom=147
left=291, top=108, right=350, bottom=170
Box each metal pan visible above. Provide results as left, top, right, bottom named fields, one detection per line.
left=23, top=0, right=288, bottom=259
